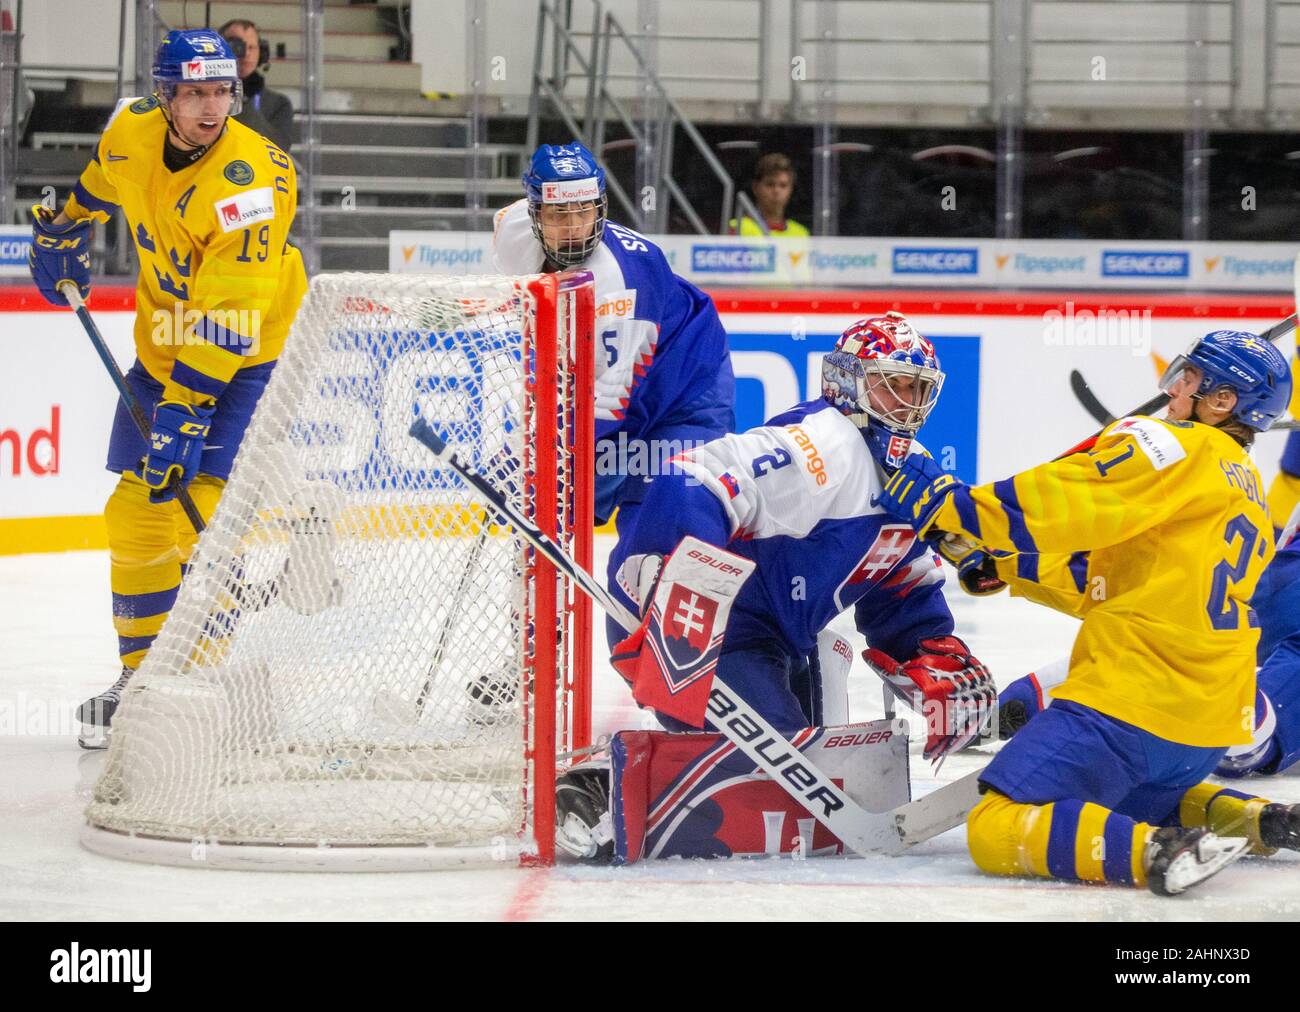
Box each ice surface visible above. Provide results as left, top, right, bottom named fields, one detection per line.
left=2, top=539, right=1297, bottom=921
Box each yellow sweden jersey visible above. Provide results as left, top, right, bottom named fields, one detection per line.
left=64, top=96, right=307, bottom=406
left=932, top=416, right=1274, bottom=747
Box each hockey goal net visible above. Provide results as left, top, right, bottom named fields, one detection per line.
left=82, top=271, right=596, bottom=870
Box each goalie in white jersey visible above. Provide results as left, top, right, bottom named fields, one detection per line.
left=610, top=313, right=995, bottom=748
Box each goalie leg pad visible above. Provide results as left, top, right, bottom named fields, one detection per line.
left=610, top=719, right=910, bottom=863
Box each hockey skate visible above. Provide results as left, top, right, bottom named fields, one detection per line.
left=1260, top=803, right=1300, bottom=852
left=465, top=672, right=522, bottom=726
left=555, top=758, right=614, bottom=862
left=76, top=666, right=132, bottom=750
left=1144, top=826, right=1249, bottom=896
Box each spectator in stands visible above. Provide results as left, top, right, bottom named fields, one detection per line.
left=729, top=153, right=809, bottom=237
left=219, top=18, right=293, bottom=152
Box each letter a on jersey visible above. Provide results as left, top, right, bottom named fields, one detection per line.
left=612, top=537, right=755, bottom=728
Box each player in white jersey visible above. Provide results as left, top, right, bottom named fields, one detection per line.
left=555, top=314, right=996, bottom=859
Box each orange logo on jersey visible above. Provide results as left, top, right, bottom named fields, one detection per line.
left=787, top=425, right=828, bottom=486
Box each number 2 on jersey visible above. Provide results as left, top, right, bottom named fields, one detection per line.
left=1207, top=513, right=1259, bottom=631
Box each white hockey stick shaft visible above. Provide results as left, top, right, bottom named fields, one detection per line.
left=410, top=418, right=977, bottom=856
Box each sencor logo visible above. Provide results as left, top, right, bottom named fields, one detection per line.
left=691, top=245, right=776, bottom=273
left=892, top=247, right=978, bottom=274
left=0, top=238, right=32, bottom=264
left=1101, top=251, right=1189, bottom=277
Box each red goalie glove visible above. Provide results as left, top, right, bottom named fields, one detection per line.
left=862, top=635, right=996, bottom=764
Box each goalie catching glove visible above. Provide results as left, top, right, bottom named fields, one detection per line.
left=862, top=635, right=995, bottom=764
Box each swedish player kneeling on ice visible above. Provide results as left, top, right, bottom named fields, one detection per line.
left=555, top=314, right=996, bottom=862
left=878, top=329, right=1298, bottom=895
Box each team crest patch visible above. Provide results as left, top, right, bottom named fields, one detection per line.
left=224, top=160, right=255, bottom=185
left=129, top=96, right=159, bottom=114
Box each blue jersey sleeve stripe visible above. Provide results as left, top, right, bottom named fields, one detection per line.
left=196, top=314, right=257, bottom=356
left=169, top=359, right=229, bottom=399
left=1101, top=812, right=1135, bottom=886
left=993, top=477, right=1040, bottom=554
left=953, top=485, right=981, bottom=539
left=1046, top=798, right=1084, bottom=880
left=72, top=181, right=119, bottom=214
left=1067, top=551, right=1089, bottom=593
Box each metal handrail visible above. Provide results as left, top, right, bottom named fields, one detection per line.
left=528, top=0, right=765, bottom=236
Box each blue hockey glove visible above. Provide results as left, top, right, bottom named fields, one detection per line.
left=880, top=452, right=963, bottom=536
left=136, top=400, right=214, bottom=503
left=29, top=204, right=92, bottom=307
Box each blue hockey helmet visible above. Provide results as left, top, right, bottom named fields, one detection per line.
left=151, top=29, right=243, bottom=115
left=1159, top=329, right=1292, bottom=433
left=522, top=142, right=607, bottom=267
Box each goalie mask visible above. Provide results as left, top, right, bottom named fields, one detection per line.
left=523, top=142, right=608, bottom=268
left=822, top=312, right=944, bottom=469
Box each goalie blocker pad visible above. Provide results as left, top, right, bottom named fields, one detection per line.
left=610, top=718, right=910, bottom=863
left=612, top=537, right=756, bottom=728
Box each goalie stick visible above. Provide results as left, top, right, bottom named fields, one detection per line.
left=410, top=416, right=979, bottom=855
left=1059, top=311, right=1298, bottom=459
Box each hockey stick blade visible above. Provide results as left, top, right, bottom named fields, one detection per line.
left=1068, top=369, right=1115, bottom=427
left=892, top=768, right=981, bottom=847
left=410, top=416, right=919, bottom=857
left=1059, top=312, right=1298, bottom=460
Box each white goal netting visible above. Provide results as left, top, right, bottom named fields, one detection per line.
left=83, top=272, right=595, bottom=870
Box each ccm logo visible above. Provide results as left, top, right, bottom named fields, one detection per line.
left=687, top=548, right=745, bottom=576
left=706, top=689, right=845, bottom=817
left=824, top=730, right=893, bottom=748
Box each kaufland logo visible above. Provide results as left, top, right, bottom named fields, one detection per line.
left=892, top=247, right=978, bottom=274
left=1101, top=250, right=1189, bottom=277
left=691, top=244, right=775, bottom=273
left=541, top=178, right=601, bottom=203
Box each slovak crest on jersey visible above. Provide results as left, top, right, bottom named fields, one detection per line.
left=834, top=523, right=917, bottom=610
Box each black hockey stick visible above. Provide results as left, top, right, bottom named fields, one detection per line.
left=1072, top=369, right=1300, bottom=433
left=59, top=281, right=206, bottom=533
left=409, top=416, right=980, bottom=854
left=1059, top=312, right=1298, bottom=459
